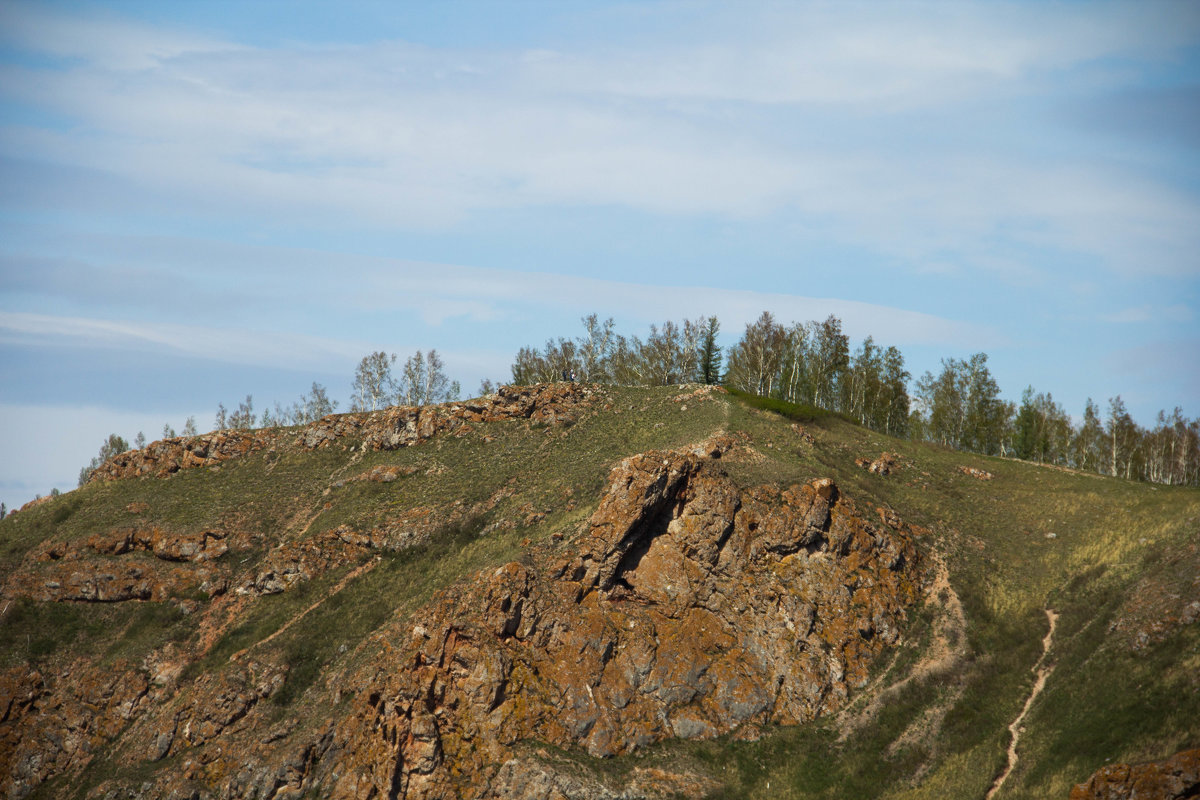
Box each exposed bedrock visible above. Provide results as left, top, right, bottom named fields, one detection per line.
left=328, top=436, right=922, bottom=799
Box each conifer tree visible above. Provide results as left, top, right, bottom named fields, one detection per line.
left=697, top=316, right=722, bottom=385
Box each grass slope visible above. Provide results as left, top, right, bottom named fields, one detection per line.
left=1, top=386, right=1196, bottom=799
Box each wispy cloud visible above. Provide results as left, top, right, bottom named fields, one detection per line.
left=3, top=2, right=1198, bottom=275
left=0, top=310, right=364, bottom=371
left=2, top=0, right=1198, bottom=508
left=0, top=402, right=204, bottom=500
left=1102, top=304, right=1194, bottom=324
left=0, top=4, right=238, bottom=70
left=2, top=233, right=996, bottom=352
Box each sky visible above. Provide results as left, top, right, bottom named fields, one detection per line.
left=1, top=0, right=1198, bottom=508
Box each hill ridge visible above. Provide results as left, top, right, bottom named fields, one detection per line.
left=1, top=384, right=1197, bottom=799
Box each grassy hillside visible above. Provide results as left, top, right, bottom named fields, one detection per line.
left=673, top=395, right=1200, bottom=799
left=1, top=385, right=1196, bottom=799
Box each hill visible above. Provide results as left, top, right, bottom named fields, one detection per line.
left=1, top=384, right=1197, bottom=799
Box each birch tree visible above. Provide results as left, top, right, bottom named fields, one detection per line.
left=725, top=311, right=785, bottom=396
left=78, top=434, right=130, bottom=486
left=398, top=349, right=459, bottom=406
left=352, top=351, right=398, bottom=411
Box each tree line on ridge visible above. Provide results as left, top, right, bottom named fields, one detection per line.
left=40, top=312, right=1196, bottom=508
left=506, top=311, right=1199, bottom=487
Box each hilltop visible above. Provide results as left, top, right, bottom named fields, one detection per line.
left=1, top=384, right=1197, bottom=799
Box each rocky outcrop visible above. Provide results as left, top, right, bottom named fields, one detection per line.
left=87, top=429, right=277, bottom=483
left=1069, top=748, right=1200, bottom=800
left=4, top=415, right=921, bottom=800
left=83, top=527, right=230, bottom=563
left=237, top=482, right=525, bottom=598
left=326, top=437, right=921, bottom=799
left=313, top=383, right=602, bottom=453
left=856, top=452, right=899, bottom=475
left=488, top=757, right=720, bottom=800
left=143, top=660, right=288, bottom=761
left=0, top=659, right=153, bottom=800
left=3, top=527, right=235, bottom=603
left=86, top=384, right=601, bottom=485
left=957, top=465, right=994, bottom=481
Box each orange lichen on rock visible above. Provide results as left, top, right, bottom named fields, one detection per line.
left=856, top=452, right=899, bottom=476
left=329, top=436, right=921, bottom=799
left=1069, top=748, right=1200, bottom=800
left=86, top=384, right=601, bottom=485
left=957, top=465, right=994, bottom=481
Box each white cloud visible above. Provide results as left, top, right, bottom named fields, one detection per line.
left=523, top=2, right=1200, bottom=107
left=3, top=226, right=995, bottom=350
left=2, top=2, right=1198, bottom=275
left=1102, top=304, right=1194, bottom=324
left=1105, top=338, right=1200, bottom=413
left=0, top=4, right=239, bottom=70
left=0, top=310, right=365, bottom=371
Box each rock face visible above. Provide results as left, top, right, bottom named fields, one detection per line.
left=1069, top=748, right=1200, bottom=800
left=0, top=659, right=153, bottom=799
left=3, top=527, right=233, bottom=603
left=88, top=383, right=601, bottom=484
left=327, top=437, right=921, bottom=799
left=488, top=757, right=721, bottom=800
left=86, top=429, right=277, bottom=483
left=307, top=383, right=601, bottom=453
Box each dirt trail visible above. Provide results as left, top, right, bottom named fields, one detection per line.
left=229, top=556, right=380, bottom=662
left=985, top=607, right=1059, bottom=800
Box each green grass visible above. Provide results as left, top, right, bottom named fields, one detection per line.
left=0, top=595, right=193, bottom=671
left=723, top=387, right=844, bottom=423
left=265, top=513, right=502, bottom=708
left=0, top=597, right=106, bottom=666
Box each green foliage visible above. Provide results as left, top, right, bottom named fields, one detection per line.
left=698, top=315, right=722, bottom=385
left=725, top=311, right=787, bottom=396
left=260, top=382, right=339, bottom=428
left=352, top=349, right=459, bottom=410
left=724, top=386, right=840, bottom=424
left=512, top=313, right=713, bottom=387
left=77, top=433, right=131, bottom=486
left=397, top=349, right=459, bottom=406
left=913, top=353, right=1011, bottom=455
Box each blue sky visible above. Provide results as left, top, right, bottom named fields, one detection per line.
left=1, top=0, right=1198, bottom=507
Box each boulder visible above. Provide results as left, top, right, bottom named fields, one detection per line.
left=1069, top=748, right=1200, bottom=800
